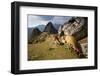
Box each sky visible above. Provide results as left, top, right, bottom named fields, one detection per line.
left=28, top=15, right=72, bottom=28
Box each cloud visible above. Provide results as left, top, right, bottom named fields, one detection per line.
left=28, top=15, right=49, bottom=27
left=28, top=15, right=72, bottom=28
left=39, top=15, right=54, bottom=20
left=51, top=16, right=72, bottom=25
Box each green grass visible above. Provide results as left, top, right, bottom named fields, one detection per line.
left=28, top=36, right=79, bottom=61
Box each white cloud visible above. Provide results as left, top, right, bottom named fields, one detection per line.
left=28, top=15, right=49, bottom=27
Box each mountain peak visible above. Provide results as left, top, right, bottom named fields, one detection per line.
left=47, top=22, right=53, bottom=25
left=44, top=22, right=57, bottom=34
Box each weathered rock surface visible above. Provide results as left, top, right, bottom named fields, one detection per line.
left=58, top=17, right=88, bottom=41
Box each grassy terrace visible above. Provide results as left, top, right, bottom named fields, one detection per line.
left=28, top=35, right=79, bottom=61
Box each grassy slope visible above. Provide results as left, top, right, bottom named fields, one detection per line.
left=28, top=36, right=80, bottom=61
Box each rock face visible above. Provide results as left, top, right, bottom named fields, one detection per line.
left=44, top=22, right=58, bottom=34
left=28, top=28, right=41, bottom=43
left=58, top=17, right=88, bottom=41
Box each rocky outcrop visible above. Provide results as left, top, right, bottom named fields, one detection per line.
left=58, top=17, right=88, bottom=41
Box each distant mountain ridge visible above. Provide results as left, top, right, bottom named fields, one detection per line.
left=28, top=28, right=41, bottom=43
left=36, top=25, right=45, bottom=32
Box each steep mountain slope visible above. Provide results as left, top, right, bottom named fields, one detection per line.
left=28, top=28, right=41, bottom=43
left=44, top=22, right=58, bottom=34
